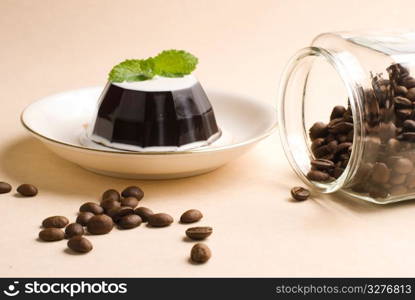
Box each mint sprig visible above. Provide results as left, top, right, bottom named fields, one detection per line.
left=153, top=50, right=198, bottom=77
left=108, top=50, right=198, bottom=83
left=108, top=59, right=154, bottom=83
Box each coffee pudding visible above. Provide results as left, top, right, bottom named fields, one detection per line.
left=87, top=50, right=221, bottom=152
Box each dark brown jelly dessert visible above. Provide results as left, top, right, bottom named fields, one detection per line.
left=89, top=76, right=221, bottom=151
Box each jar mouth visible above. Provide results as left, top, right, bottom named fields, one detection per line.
left=278, top=47, right=365, bottom=193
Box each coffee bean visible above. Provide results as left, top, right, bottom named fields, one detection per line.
left=120, top=197, right=139, bottom=208
left=76, top=212, right=94, bottom=226
left=102, top=189, right=120, bottom=202
left=86, top=214, right=114, bottom=235
left=311, top=138, right=325, bottom=151
left=394, top=96, right=412, bottom=108
left=290, top=186, right=310, bottom=201
left=401, top=76, right=415, bottom=88
left=134, top=207, right=154, bottom=222
left=396, top=109, right=413, bottom=119
left=107, top=206, right=134, bottom=222
left=39, top=228, right=64, bottom=241
left=386, top=139, right=400, bottom=153
left=378, top=122, right=397, bottom=141
left=310, top=159, right=334, bottom=170
left=328, top=121, right=353, bottom=134
left=403, top=132, right=415, bottom=142
left=148, top=213, right=173, bottom=227
left=369, top=187, right=389, bottom=198
left=42, top=216, right=69, bottom=228
left=0, top=182, right=12, bottom=194
left=307, top=170, right=330, bottom=181
left=327, top=140, right=338, bottom=153
left=186, top=227, right=213, bottom=240
left=390, top=185, right=408, bottom=195
left=395, top=85, right=408, bottom=96
left=371, top=162, right=390, bottom=184
left=65, top=223, right=85, bottom=238
left=389, top=173, right=406, bottom=185
left=403, top=120, right=415, bottom=132
left=332, top=167, right=345, bottom=178
left=330, top=106, right=346, bottom=120
left=180, top=209, right=203, bottom=223
left=79, top=202, right=104, bottom=215
left=118, top=214, right=142, bottom=229
left=100, top=199, right=121, bottom=212
left=407, top=88, right=415, bottom=101
left=313, top=145, right=332, bottom=158
left=17, top=184, right=37, bottom=197
left=190, top=243, right=211, bottom=263
left=309, top=122, right=328, bottom=139
left=336, top=142, right=352, bottom=154
left=67, top=236, right=93, bottom=253
left=392, top=158, right=413, bottom=174
left=121, top=186, right=144, bottom=200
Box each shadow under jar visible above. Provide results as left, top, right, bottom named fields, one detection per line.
left=279, top=30, right=415, bottom=204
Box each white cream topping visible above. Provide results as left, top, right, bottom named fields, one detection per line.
left=112, top=75, right=198, bottom=92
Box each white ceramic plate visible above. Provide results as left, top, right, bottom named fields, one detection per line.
left=21, top=87, right=277, bottom=179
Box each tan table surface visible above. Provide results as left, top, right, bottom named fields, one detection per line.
left=2, top=0, right=415, bottom=277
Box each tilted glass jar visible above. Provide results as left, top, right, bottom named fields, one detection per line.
left=278, top=31, right=415, bottom=204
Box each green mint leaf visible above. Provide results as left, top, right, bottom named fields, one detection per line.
left=153, top=50, right=198, bottom=77
left=108, top=59, right=154, bottom=82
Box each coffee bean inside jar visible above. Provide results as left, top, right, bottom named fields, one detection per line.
left=306, top=63, right=415, bottom=201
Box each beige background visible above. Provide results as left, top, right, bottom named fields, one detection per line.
left=1, top=0, right=415, bottom=277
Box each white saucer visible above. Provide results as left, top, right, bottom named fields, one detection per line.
left=21, top=86, right=277, bottom=179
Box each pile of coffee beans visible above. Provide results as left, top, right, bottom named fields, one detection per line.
left=307, top=63, right=415, bottom=200
left=36, top=186, right=212, bottom=263
left=0, top=181, right=38, bottom=197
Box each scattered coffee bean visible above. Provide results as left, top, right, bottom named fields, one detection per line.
left=134, top=207, right=154, bottom=222
left=186, top=227, right=212, bottom=240
left=39, top=228, right=64, bottom=241
left=107, top=206, right=134, bottom=222
left=118, top=214, right=142, bottom=229
left=102, top=189, right=121, bottom=202
left=17, top=184, right=37, bottom=197
left=290, top=186, right=310, bottom=201
left=76, top=212, right=95, bottom=226
left=67, top=236, right=93, bottom=253
left=100, top=199, right=121, bottom=212
left=0, top=182, right=12, bottom=194
left=65, top=223, right=85, bottom=239
left=180, top=209, right=203, bottom=223
left=87, top=214, right=114, bottom=235
left=120, top=197, right=139, bottom=208
left=121, top=186, right=144, bottom=200
left=79, top=202, right=104, bottom=215
left=42, top=216, right=69, bottom=228
left=190, top=243, right=211, bottom=263
left=148, top=213, right=173, bottom=227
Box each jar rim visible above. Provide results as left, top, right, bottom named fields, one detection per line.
left=278, top=46, right=365, bottom=193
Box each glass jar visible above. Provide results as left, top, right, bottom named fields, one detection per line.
left=278, top=31, right=415, bottom=204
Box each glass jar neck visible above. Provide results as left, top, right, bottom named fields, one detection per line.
left=278, top=46, right=365, bottom=193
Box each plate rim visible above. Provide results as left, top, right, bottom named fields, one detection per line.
left=20, top=86, right=277, bottom=156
